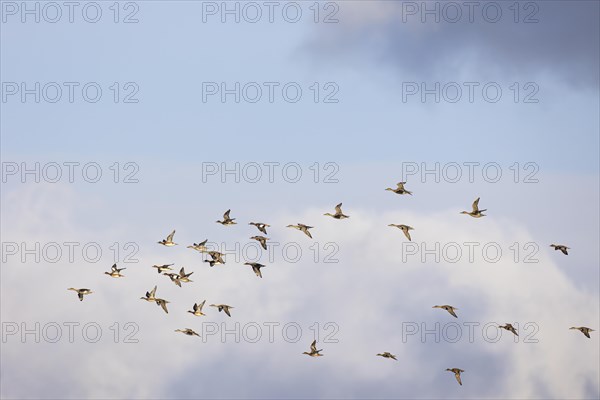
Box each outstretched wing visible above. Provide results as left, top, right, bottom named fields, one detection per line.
left=455, top=373, right=462, bottom=386
left=167, top=230, right=176, bottom=242
left=472, top=198, right=480, bottom=212
left=403, top=228, right=412, bottom=241
left=223, top=209, right=231, bottom=219
left=335, top=203, right=343, bottom=214
left=310, top=340, right=317, bottom=352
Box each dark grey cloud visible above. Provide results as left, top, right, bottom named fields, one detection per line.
left=307, top=1, right=599, bottom=88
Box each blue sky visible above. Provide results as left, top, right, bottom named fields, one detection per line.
left=1, top=1, right=599, bottom=399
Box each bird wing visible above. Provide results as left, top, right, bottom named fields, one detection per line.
left=455, top=373, right=462, bottom=385
left=160, top=300, right=169, bottom=314
left=472, top=198, right=480, bottom=212
left=335, top=203, right=343, bottom=213
left=224, top=209, right=231, bottom=219
left=111, top=263, right=118, bottom=272
left=167, top=230, right=176, bottom=242
left=254, top=266, right=262, bottom=278
left=223, top=306, right=231, bottom=317
left=150, top=286, right=157, bottom=297
left=584, top=329, right=591, bottom=338
left=448, top=307, right=458, bottom=318
left=403, top=229, right=411, bottom=241
left=310, top=340, right=317, bottom=352
left=199, top=300, right=206, bottom=311
left=78, top=292, right=84, bottom=301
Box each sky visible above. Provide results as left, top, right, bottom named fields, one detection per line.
left=1, top=1, right=599, bottom=399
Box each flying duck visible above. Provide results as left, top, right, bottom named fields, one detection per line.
left=216, top=209, right=236, bottom=226
left=385, top=182, right=412, bottom=195
left=324, top=203, right=349, bottom=219
left=244, top=262, right=265, bottom=278
left=104, top=263, right=125, bottom=278
left=287, top=223, right=313, bottom=239
left=303, top=340, right=323, bottom=357
left=388, top=224, right=414, bottom=241
left=210, top=304, right=234, bottom=317
left=67, top=288, right=93, bottom=301
left=433, top=305, right=458, bottom=318
left=249, top=222, right=270, bottom=234
left=158, top=230, right=177, bottom=246
left=461, top=197, right=486, bottom=218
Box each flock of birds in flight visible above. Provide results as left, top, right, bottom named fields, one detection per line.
left=66, top=181, right=594, bottom=387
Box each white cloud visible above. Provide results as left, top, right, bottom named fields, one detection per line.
left=1, top=182, right=598, bottom=399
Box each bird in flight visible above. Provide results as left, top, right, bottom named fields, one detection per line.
left=499, top=323, right=519, bottom=337
left=376, top=352, right=397, bottom=360
left=175, top=328, right=200, bottom=337
left=249, top=222, right=270, bottom=234
left=104, top=263, right=126, bottom=278
left=158, top=230, right=177, bottom=246
left=287, top=223, right=314, bottom=239
left=303, top=340, right=323, bottom=357
left=385, top=181, right=412, bottom=195
left=433, top=305, right=459, bottom=318
left=210, top=303, right=234, bottom=317
left=155, top=298, right=170, bottom=314
left=163, top=272, right=182, bottom=287
left=446, top=368, right=464, bottom=386
left=140, top=285, right=157, bottom=302
left=550, top=244, right=570, bottom=255
left=324, top=203, right=350, bottom=219
left=187, top=240, right=208, bottom=253
left=460, top=197, right=486, bottom=218
left=388, top=224, right=414, bottom=241
left=216, top=209, right=236, bottom=226
left=67, top=288, right=93, bottom=301
left=204, top=251, right=225, bottom=267
left=570, top=326, right=595, bottom=338
left=188, top=300, right=207, bottom=317
left=152, top=264, right=174, bottom=274
left=244, top=262, right=266, bottom=278
left=250, top=235, right=269, bottom=250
